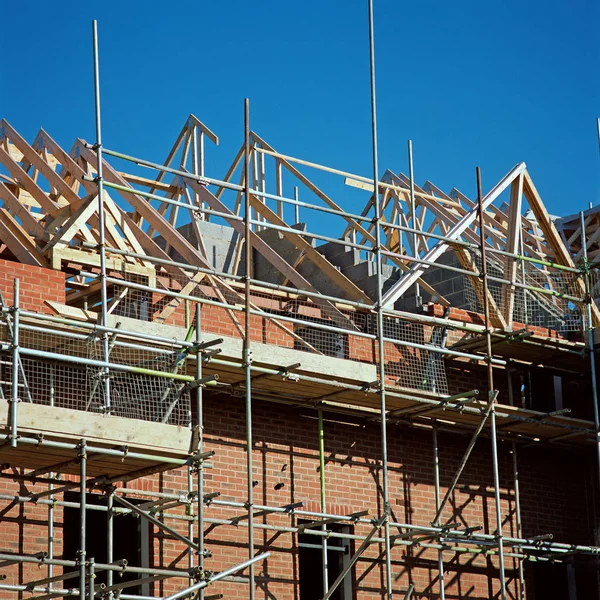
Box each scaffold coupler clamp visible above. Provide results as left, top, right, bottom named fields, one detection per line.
left=77, top=440, right=87, bottom=461
left=243, top=348, right=253, bottom=366
left=191, top=449, right=215, bottom=475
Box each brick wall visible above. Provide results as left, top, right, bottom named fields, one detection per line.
left=0, top=394, right=596, bottom=598
left=0, top=262, right=596, bottom=598
left=0, top=258, right=65, bottom=313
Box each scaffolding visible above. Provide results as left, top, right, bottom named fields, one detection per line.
left=0, top=17, right=598, bottom=600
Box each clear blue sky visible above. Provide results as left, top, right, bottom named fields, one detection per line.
left=1, top=0, right=598, bottom=218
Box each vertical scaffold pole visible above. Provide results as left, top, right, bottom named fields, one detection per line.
left=106, top=487, right=114, bottom=598
left=10, top=278, right=19, bottom=448
left=511, top=442, right=525, bottom=600
left=580, top=208, right=600, bottom=600
left=368, top=1, right=393, bottom=596
left=196, top=303, right=205, bottom=600
left=87, top=557, right=95, bottom=600
left=432, top=422, right=445, bottom=600
left=243, top=97, right=256, bottom=600
left=476, top=167, right=506, bottom=600
left=407, top=141, right=419, bottom=300
left=318, top=409, right=329, bottom=595
left=92, top=20, right=111, bottom=413
left=79, top=440, right=87, bottom=600
left=580, top=212, right=600, bottom=493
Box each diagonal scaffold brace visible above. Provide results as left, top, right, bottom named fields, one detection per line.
left=321, top=514, right=387, bottom=600
left=432, top=390, right=498, bottom=526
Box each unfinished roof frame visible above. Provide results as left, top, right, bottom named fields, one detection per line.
left=0, top=24, right=599, bottom=600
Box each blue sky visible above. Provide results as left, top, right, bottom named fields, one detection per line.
left=1, top=0, right=598, bottom=220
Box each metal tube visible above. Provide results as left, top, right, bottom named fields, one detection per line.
left=0, top=432, right=188, bottom=464
left=12, top=345, right=196, bottom=382
left=47, top=477, right=54, bottom=591
left=16, top=298, right=501, bottom=367
left=477, top=167, right=507, bottom=600
left=100, top=147, right=244, bottom=192
left=10, top=278, right=19, bottom=448
left=318, top=409, right=329, bottom=595
left=107, top=487, right=114, bottom=598
left=87, top=558, right=94, bottom=600
left=490, top=403, right=507, bottom=599
left=432, top=401, right=494, bottom=525
left=83, top=272, right=506, bottom=364
left=580, top=212, right=600, bottom=501
left=196, top=304, right=205, bottom=600
left=511, top=442, right=525, bottom=600
left=251, top=184, right=371, bottom=225
left=379, top=250, right=585, bottom=302
left=79, top=441, right=87, bottom=600
left=322, top=517, right=386, bottom=600
left=163, top=552, right=270, bottom=600
left=92, top=20, right=111, bottom=414
left=91, top=178, right=243, bottom=222
left=367, top=1, right=392, bottom=597
left=294, top=186, right=300, bottom=224
left=432, top=422, right=446, bottom=600
left=247, top=218, right=371, bottom=250
left=408, top=140, right=420, bottom=299
left=113, top=495, right=198, bottom=550
left=252, top=146, right=472, bottom=209
left=243, top=97, right=256, bottom=600
left=0, top=552, right=190, bottom=577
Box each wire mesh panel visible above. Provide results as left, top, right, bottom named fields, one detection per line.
left=88, top=336, right=191, bottom=425
left=0, top=317, right=190, bottom=426
left=460, top=251, right=585, bottom=332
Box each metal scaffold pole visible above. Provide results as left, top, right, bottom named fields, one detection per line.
left=244, top=97, right=256, bottom=600
left=476, top=167, right=507, bottom=600
left=580, top=212, right=600, bottom=494
left=9, top=278, right=19, bottom=448
left=79, top=440, right=87, bottom=600
left=318, top=409, right=329, bottom=595
left=368, top=0, right=393, bottom=596
left=106, top=487, right=114, bottom=598
left=407, top=140, right=419, bottom=299
left=432, top=422, right=445, bottom=600
left=511, top=442, right=525, bottom=600
left=92, top=20, right=111, bottom=414
left=196, top=303, right=206, bottom=600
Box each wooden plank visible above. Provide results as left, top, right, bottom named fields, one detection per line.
left=454, top=188, right=547, bottom=258
left=0, top=181, right=47, bottom=239
left=75, top=140, right=213, bottom=271
left=252, top=133, right=449, bottom=305
left=424, top=180, right=507, bottom=249
left=120, top=172, right=177, bottom=193
left=1, top=399, right=192, bottom=454
left=381, top=163, right=526, bottom=306
left=186, top=178, right=359, bottom=331
left=454, top=246, right=507, bottom=329
left=1, top=120, right=81, bottom=206
left=250, top=194, right=372, bottom=303
left=501, top=175, right=524, bottom=327
left=155, top=270, right=207, bottom=323
left=0, top=146, right=60, bottom=213
left=0, top=208, right=46, bottom=266
left=522, top=170, right=600, bottom=325
left=50, top=246, right=154, bottom=278
left=44, top=301, right=97, bottom=321
left=101, top=193, right=155, bottom=268
left=45, top=194, right=99, bottom=251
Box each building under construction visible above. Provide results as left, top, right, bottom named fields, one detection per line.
left=0, top=42, right=599, bottom=599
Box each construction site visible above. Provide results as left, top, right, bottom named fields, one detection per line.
left=0, top=16, right=599, bottom=600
